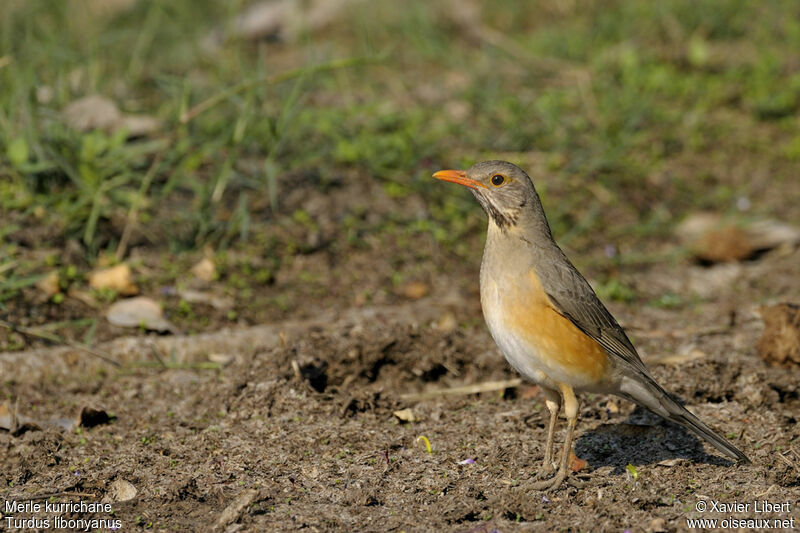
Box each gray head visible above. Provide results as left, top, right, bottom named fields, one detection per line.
left=433, top=160, right=550, bottom=234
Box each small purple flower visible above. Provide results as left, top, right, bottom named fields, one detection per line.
left=541, top=495, right=550, bottom=504
left=604, top=244, right=617, bottom=258
left=458, top=458, right=475, bottom=465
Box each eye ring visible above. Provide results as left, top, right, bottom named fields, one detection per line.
left=491, top=174, right=505, bottom=186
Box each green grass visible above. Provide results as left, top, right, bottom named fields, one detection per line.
left=2, top=0, right=800, bottom=315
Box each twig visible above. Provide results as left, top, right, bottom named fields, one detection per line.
left=400, top=378, right=523, bottom=402
left=0, top=319, right=120, bottom=367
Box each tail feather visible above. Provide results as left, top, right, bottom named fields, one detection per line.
left=618, top=373, right=750, bottom=464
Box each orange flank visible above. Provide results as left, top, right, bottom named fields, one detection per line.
left=505, top=270, right=609, bottom=382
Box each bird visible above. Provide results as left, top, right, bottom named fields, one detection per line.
left=432, top=160, right=750, bottom=491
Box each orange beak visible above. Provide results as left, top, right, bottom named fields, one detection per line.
left=432, top=169, right=487, bottom=190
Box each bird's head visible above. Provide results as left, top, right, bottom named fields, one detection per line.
left=433, top=160, right=543, bottom=230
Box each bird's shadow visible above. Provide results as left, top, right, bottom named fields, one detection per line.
left=574, top=406, right=734, bottom=474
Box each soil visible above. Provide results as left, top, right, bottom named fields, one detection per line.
left=2, top=239, right=800, bottom=532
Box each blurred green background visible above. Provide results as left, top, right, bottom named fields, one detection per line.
left=1, top=0, right=799, bottom=348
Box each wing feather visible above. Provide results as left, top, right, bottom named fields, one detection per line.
left=540, top=259, right=648, bottom=375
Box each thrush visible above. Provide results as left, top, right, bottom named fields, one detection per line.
left=433, top=160, right=749, bottom=491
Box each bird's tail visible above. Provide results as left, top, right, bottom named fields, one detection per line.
left=617, top=373, right=751, bottom=464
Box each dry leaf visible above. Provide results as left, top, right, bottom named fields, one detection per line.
left=208, top=353, right=235, bottom=366
left=677, top=213, right=800, bottom=263
left=693, top=226, right=754, bottom=262
left=63, top=94, right=161, bottom=137
left=191, top=257, right=217, bottom=282
left=89, top=264, right=138, bottom=295
left=568, top=451, right=588, bottom=472
left=757, top=303, right=800, bottom=366
left=396, top=281, right=429, bottom=300
left=106, top=296, right=176, bottom=333
left=393, top=408, right=416, bottom=423
left=0, top=400, right=12, bottom=431
left=36, top=271, right=60, bottom=298
left=214, top=490, right=260, bottom=530
left=105, top=479, right=137, bottom=503
left=649, top=517, right=667, bottom=532
left=63, top=95, right=121, bottom=131
left=434, top=312, right=457, bottom=333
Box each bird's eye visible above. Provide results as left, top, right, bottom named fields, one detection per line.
left=491, top=174, right=505, bottom=186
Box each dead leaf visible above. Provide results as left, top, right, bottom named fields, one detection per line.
left=77, top=405, right=112, bottom=428
left=677, top=213, right=800, bottom=263
left=214, top=489, right=260, bottom=531
left=106, top=296, right=176, bottom=333
left=393, top=408, right=416, bottom=423
left=568, top=451, right=588, bottom=472
left=208, top=353, right=235, bottom=366
left=63, top=94, right=161, bottom=137
left=757, top=303, right=800, bottom=366
left=656, top=458, right=684, bottom=467
left=36, top=271, right=60, bottom=298
left=649, top=517, right=667, bottom=532
left=63, top=95, right=121, bottom=131
left=89, top=264, right=138, bottom=296
left=191, top=257, right=217, bottom=282
left=0, top=400, right=13, bottom=431
left=434, top=312, right=457, bottom=333
left=693, top=225, right=754, bottom=262
left=396, top=281, right=429, bottom=300
left=104, top=479, right=137, bottom=503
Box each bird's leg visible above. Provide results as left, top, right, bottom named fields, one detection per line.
left=528, top=384, right=578, bottom=491
left=536, top=387, right=561, bottom=479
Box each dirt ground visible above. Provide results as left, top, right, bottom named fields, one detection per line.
left=5, top=2, right=800, bottom=531
left=2, top=240, right=800, bottom=532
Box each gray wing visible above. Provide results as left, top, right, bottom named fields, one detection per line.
left=539, top=255, right=649, bottom=375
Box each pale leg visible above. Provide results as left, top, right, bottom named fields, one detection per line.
left=528, top=383, right=578, bottom=491
left=536, top=387, right=560, bottom=479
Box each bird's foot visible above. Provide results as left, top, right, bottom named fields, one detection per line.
left=534, top=461, right=556, bottom=480
left=524, top=468, right=568, bottom=492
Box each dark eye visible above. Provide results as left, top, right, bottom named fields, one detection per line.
left=491, top=174, right=505, bottom=186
